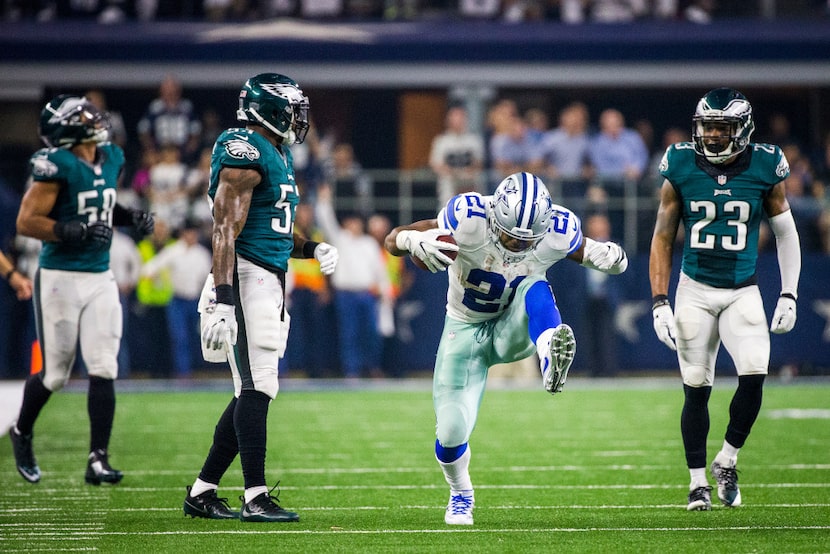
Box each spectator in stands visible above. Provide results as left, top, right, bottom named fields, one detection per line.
left=589, top=108, right=649, bottom=183
left=587, top=108, right=649, bottom=236
left=646, top=127, right=689, bottom=186
left=132, top=219, right=174, bottom=377
left=536, top=101, right=592, bottom=207
left=137, top=74, right=202, bottom=163
left=315, top=183, right=391, bottom=379
left=285, top=202, right=335, bottom=378
left=109, top=228, right=142, bottom=378
left=759, top=112, right=801, bottom=151
left=321, top=142, right=374, bottom=218
left=197, top=107, right=224, bottom=153
left=141, top=219, right=212, bottom=378
left=581, top=212, right=622, bottom=377
left=484, top=98, right=519, bottom=176
left=683, top=0, right=716, bottom=22
left=147, top=143, right=189, bottom=231
left=560, top=0, right=649, bottom=23
left=429, top=104, right=486, bottom=207
left=183, top=146, right=214, bottom=235
left=130, top=147, right=158, bottom=204
left=782, top=144, right=824, bottom=251
left=489, top=111, right=540, bottom=183
left=368, top=212, right=412, bottom=377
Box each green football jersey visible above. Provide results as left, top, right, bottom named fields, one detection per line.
left=209, top=128, right=299, bottom=272
left=31, top=143, right=123, bottom=272
left=659, top=141, right=789, bottom=288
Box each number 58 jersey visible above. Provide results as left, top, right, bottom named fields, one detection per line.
left=436, top=192, right=583, bottom=324
left=659, top=142, right=789, bottom=288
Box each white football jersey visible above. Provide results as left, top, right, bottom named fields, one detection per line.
left=436, top=192, right=583, bottom=323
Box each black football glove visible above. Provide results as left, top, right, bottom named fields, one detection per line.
left=131, top=210, right=154, bottom=236
left=54, top=220, right=113, bottom=249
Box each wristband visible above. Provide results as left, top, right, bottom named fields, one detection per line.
left=3, top=268, right=14, bottom=281
left=215, top=284, right=234, bottom=306
left=302, top=241, right=320, bottom=259
left=780, top=292, right=796, bottom=301
left=652, top=294, right=670, bottom=310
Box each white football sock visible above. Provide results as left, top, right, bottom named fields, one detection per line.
left=716, top=441, right=739, bottom=466
left=437, top=446, right=473, bottom=491
left=244, top=485, right=269, bottom=504
left=689, top=467, right=708, bottom=490
left=189, top=478, right=217, bottom=498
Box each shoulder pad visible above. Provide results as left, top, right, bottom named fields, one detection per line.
left=543, top=205, right=583, bottom=255
left=438, top=193, right=489, bottom=247
left=29, top=148, right=72, bottom=181
left=216, top=129, right=265, bottom=164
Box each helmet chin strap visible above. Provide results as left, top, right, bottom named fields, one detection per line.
left=703, top=143, right=738, bottom=164
left=248, top=107, right=293, bottom=144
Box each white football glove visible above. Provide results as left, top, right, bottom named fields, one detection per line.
left=314, top=242, right=339, bottom=275
left=201, top=303, right=238, bottom=353
left=582, top=239, right=628, bottom=274
left=770, top=295, right=797, bottom=334
left=652, top=302, right=677, bottom=351
left=396, top=229, right=459, bottom=273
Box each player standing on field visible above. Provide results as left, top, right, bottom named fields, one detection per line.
left=184, top=73, right=338, bottom=522
left=649, top=88, right=801, bottom=511
left=384, top=171, right=629, bottom=525
left=10, top=94, right=154, bottom=485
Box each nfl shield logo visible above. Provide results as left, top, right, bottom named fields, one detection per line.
left=718, top=175, right=727, bottom=185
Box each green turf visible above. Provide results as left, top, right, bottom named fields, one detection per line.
left=1, top=380, right=828, bottom=553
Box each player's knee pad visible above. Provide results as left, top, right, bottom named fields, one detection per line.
left=249, top=362, right=280, bottom=399
left=435, top=404, right=470, bottom=448
left=42, top=369, right=69, bottom=392
left=682, top=365, right=708, bottom=387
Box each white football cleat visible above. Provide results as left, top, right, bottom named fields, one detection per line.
left=444, top=490, right=474, bottom=525
left=541, top=324, right=576, bottom=394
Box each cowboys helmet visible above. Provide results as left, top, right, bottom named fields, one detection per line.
left=236, top=73, right=310, bottom=145
left=692, top=87, right=755, bottom=164
left=39, top=94, right=110, bottom=149
left=488, top=172, right=554, bottom=262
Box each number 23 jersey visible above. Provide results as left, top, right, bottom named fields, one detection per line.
left=437, top=192, right=583, bottom=324
left=659, top=141, right=789, bottom=288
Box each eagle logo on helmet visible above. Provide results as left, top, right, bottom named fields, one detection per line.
left=225, top=139, right=260, bottom=161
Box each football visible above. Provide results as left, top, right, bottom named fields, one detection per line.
left=411, top=234, right=458, bottom=271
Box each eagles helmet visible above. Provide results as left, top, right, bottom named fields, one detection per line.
left=488, top=172, right=554, bottom=262
left=692, top=87, right=755, bottom=164
left=236, top=73, right=310, bottom=145
left=39, top=94, right=110, bottom=149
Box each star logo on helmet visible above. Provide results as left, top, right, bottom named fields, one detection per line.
left=225, top=139, right=260, bottom=161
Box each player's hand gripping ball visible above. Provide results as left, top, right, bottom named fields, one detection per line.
left=410, top=233, right=458, bottom=272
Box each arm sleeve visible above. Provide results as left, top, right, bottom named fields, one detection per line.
left=768, top=209, right=801, bottom=298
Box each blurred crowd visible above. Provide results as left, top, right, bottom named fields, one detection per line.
left=2, top=73, right=830, bottom=381
left=2, top=0, right=828, bottom=23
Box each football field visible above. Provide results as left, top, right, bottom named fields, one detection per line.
left=1, top=377, right=828, bottom=553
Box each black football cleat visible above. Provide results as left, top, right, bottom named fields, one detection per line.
left=239, top=486, right=299, bottom=523
left=183, top=486, right=239, bottom=519
left=10, top=427, right=41, bottom=483
left=85, top=449, right=123, bottom=485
